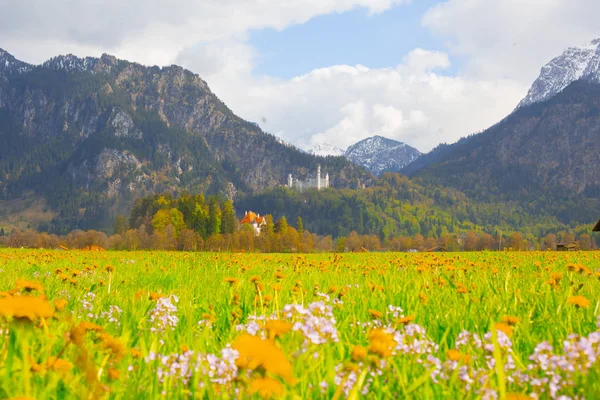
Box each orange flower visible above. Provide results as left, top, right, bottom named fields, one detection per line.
left=567, top=295, right=591, bottom=308
left=0, top=295, right=54, bottom=321
left=265, top=320, right=293, bottom=339
left=99, top=333, right=126, bottom=363
left=502, top=315, right=520, bottom=326
left=396, top=316, right=415, bottom=325
left=107, top=368, right=120, bottom=380
left=248, top=376, right=285, bottom=399
left=54, top=299, right=68, bottom=311
left=232, top=334, right=293, bottom=382
left=368, top=309, right=383, bottom=319
left=224, top=277, right=239, bottom=285
left=495, top=323, right=514, bottom=337
left=15, top=279, right=44, bottom=293
left=149, top=292, right=164, bottom=301
left=447, top=349, right=471, bottom=363
left=368, top=328, right=397, bottom=358
left=274, top=271, right=285, bottom=280
left=47, top=357, right=74, bottom=373
left=351, top=346, right=368, bottom=362
left=130, top=349, right=143, bottom=359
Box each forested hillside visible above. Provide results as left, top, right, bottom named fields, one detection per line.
left=0, top=50, right=370, bottom=233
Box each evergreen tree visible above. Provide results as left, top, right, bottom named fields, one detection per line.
left=221, top=200, right=236, bottom=235
left=276, top=216, right=289, bottom=233
left=208, top=197, right=221, bottom=236
left=264, top=215, right=274, bottom=235
left=192, top=204, right=209, bottom=239
left=296, top=216, right=304, bottom=233
left=113, top=215, right=129, bottom=235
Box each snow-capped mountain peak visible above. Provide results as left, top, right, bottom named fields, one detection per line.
left=518, top=38, right=600, bottom=108
left=306, top=143, right=345, bottom=157
left=344, top=135, right=422, bottom=176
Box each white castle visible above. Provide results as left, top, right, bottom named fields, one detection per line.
left=287, top=165, right=329, bottom=191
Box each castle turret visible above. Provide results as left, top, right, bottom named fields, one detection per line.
left=317, top=165, right=321, bottom=191
left=325, top=173, right=329, bottom=188
left=288, top=174, right=293, bottom=188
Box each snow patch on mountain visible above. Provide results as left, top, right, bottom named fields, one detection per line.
left=518, top=38, right=600, bottom=108
left=307, top=143, right=345, bottom=157
left=344, top=135, right=422, bottom=176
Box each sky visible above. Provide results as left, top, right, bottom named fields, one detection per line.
left=1, top=0, right=599, bottom=152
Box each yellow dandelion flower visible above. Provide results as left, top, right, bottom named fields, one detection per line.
left=495, top=323, right=514, bottom=338
left=47, top=357, right=74, bottom=373
left=131, top=349, right=142, bottom=359
left=351, top=346, right=368, bottom=362
left=107, top=368, right=120, bottom=380
left=502, top=315, right=520, bottom=326
left=566, top=263, right=580, bottom=272
left=224, top=277, right=239, bottom=285
left=368, top=309, right=383, bottom=319
left=274, top=271, right=285, bottom=280
left=506, top=394, right=533, bottom=400
left=149, top=292, right=164, bottom=301
left=265, top=320, right=293, bottom=339
left=232, top=334, right=293, bottom=382
left=0, top=295, right=54, bottom=321
left=15, top=279, right=44, bottom=293
left=248, top=376, right=285, bottom=399
left=368, top=328, right=397, bottom=358
left=567, top=295, right=591, bottom=308
left=396, top=316, right=415, bottom=325
left=54, top=299, right=68, bottom=311
left=447, top=349, right=471, bottom=363
left=99, top=333, right=126, bottom=363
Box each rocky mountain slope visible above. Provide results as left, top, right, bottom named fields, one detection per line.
left=518, top=38, right=600, bottom=108
left=0, top=49, right=370, bottom=232
left=344, top=136, right=422, bottom=176
left=306, top=143, right=345, bottom=157
left=405, top=80, right=600, bottom=223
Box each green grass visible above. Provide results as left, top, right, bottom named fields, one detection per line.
left=0, top=249, right=599, bottom=399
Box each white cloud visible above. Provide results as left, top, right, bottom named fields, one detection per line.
left=1, top=0, right=410, bottom=65
left=423, top=0, right=600, bottom=83
left=2, top=0, right=598, bottom=153
left=203, top=49, right=525, bottom=152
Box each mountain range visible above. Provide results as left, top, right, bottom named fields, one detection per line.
left=2, top=36, right=600, bottom=234
left=0, top=49, right=370, bottom=232
left=307, top=136, right=422, bottom=176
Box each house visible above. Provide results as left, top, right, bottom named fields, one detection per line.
left=425, top=246, right=449, bottom=253
left=594, top=219, right=600, bottom=232
left=240, top=211, right=267, bottom=235
left=556, top=242, right=578, bottom=251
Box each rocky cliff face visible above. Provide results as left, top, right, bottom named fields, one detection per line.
left=0, top=49, right=370, bottom=231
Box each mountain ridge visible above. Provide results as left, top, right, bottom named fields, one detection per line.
left=0, top=49, right=371, bottom=232
left=518, top=38, right=600, bottom=108
left=344, top=135, right=422, bottom=176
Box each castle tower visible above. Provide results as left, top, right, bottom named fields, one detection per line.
left=325, top=173, right=329, bottom=188
left=317, top=165, right=321, bottom=191
left=288, top=174, right=293, bottom=188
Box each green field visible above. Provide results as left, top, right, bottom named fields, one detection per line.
left=1, top=249, right=599, bottom=399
